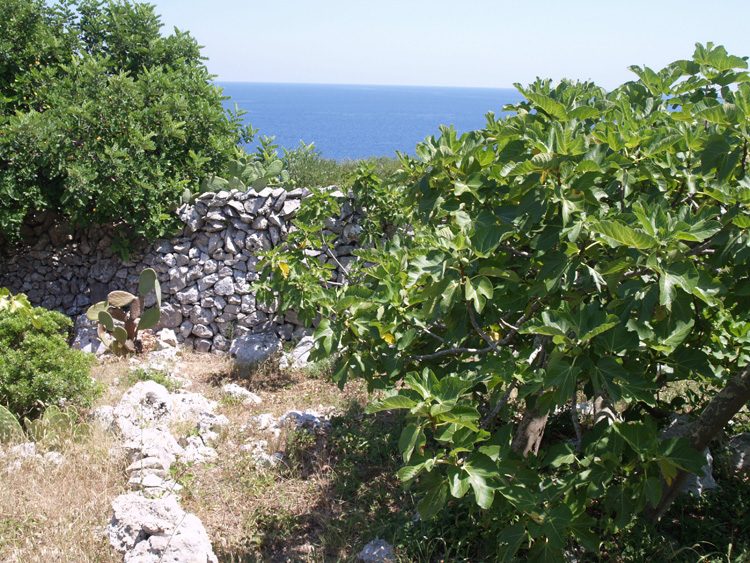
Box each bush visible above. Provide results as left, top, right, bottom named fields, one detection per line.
left=283, top=141, right=402, bottom=188
left=0, top=307, right=99, bottom=420
left=0, top=0, right=254, bottom=244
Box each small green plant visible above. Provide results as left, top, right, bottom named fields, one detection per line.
left=86, top=267, right=161, bottom=355
left=126, top=366, right=181, bottom=392
left=0, top=306, right=99, bottom=420
left=0, top=288, right=40, bottom=329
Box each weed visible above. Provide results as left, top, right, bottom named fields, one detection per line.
left=126, top=365, right=182, bottom=392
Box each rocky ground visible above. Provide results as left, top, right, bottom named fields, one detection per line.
left=0, top=332, right=403, bottom=563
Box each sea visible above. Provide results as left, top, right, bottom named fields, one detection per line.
left=217, top=82, right=524, bottom=161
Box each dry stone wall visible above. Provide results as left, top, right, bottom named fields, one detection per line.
left=0, top=187, right=362, bottom=353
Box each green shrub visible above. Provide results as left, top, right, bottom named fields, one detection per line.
left=0, top=0, right=254, bottom=244
left=0, top=307, right=100, bottom=420
left=283, top=141, right=401, bottom=188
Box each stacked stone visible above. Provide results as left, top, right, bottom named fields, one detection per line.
left=0, top=186, right=364, bottom=353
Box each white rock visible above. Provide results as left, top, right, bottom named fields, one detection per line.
left=729, top=433, right=750, bottom=473
left=128, top=472, right=166, bottom=490
left=91, top=405, right=115, bottom=430
left=155, top=328, right=179, bottom=350
left=196, top=412, right=229, bottom=444
left=180, top=435, right=218, bottom=464
left=277, top=409, right=332, bottom=432
left=358, top=539, right=396, bottom=563
left=229, top=332, right=282, bottom=367
left=107, top=493, right=218, bottom=563
left=113, top=381, right=174, bottom=440
left=126, top=456, right=170, bottom=477
left=70, top=313, right=109, bottom=355
left=222, top=383, right=261, bottom=404
left=122, top=427, right=184, bottom=470
left=279, top=335, right=314, bottom=370
left=10, top=442, right=36, bottom=457
left=171, top=393, right=218, bottom=421
left=251, top=413, right=276, bottom=430
left=241, top=439, right=281, bottom=467
left=43, top=451, right=65, bottom=466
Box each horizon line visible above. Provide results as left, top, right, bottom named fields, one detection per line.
left=213, top=79, right=520, bottom=91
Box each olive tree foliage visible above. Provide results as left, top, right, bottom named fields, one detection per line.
left=0, top=0, right=254, bottom=243
left=256, top=44, right=750, bottom=559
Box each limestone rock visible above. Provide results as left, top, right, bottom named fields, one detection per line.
left=153, top=303, right=183, bottom=331
left=180, top=435, right=218, bottom=464
left=222, top=383, right=261, bottom=404
left=113, top=381, right=174, bottom=439
left=71, top=314, right=108, bottom=355
left=279, top=335, right=314, bottom=370
left=661, top=415, right=719, bottom=496
left=155, top=329, right=179, bottom=350
left=729, top=433, right=750, bottom=473
left=107, top=493, right=218, bottom=563
left=229, top=332, right=281, bottom=367
left=358, top=539, right=396, bottom=563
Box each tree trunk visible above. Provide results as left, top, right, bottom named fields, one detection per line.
left=511, top=404, right=549, bottom=457
left=649, top=366, right=750, bottom=521
left=511, top=335, right=550, bottom=457
left=593, top=391, right=618, bottom=426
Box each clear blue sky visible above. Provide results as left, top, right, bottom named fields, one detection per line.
left=150, top=0, right=750, bottom=89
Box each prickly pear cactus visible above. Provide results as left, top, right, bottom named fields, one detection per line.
left=191, top=155, right=292, bottom=199
left=86, top=268, right=162, bottom=356
left=0, top=404, right=24, bottom=443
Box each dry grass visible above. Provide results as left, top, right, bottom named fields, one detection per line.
left=0, top=426, right=126, bottom=563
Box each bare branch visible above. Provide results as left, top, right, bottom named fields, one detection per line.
left=621, top=268, right=651, bottom=281
left=498, top=317, right=518, bottom=333
left=407, top=346, right=493, bottom=362
left=685, top=240, right=714, bottom=257
left=411, top=323, right=445, bottom=344
left=468, top=302, right=504, bottom=355
left=571, top=394, right=583, bottom=455
left=500, top=244, right=532, bottom=258
left=479, top=380, right=518, bottom=430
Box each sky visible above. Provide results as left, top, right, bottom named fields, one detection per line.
left=149, top=0, right=750, bottom=90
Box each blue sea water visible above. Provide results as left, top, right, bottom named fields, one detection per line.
left=218, top=82, right=524, bottom=161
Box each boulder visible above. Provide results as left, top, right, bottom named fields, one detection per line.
left=70, top=313, right=108, bottom=355
left=229, top=332, right=282, bottom=367
left=661, top=415, right=719, bottom=496
left=113, top=381, right=174, bottom=440
left=107, top=493, right=218, bottom=563
left=279, top=335, right=314, bottom=369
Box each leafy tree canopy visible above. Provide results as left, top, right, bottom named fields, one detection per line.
left=256, top=43, right=750, bottom=560
left=0, top=0, right=254, bottom=243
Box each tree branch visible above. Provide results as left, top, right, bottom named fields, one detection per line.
left=407, top=346, right=493, bottom=362
left=649, top=365, right=750, bottom=522
left=480, top=380, right=518, bottom=430
left=571, top=393, right=583, bottom=455
left=500, top=244, right=532, bottom=258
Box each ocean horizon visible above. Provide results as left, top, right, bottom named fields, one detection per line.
left=218, top=82, right=524, bottom=161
